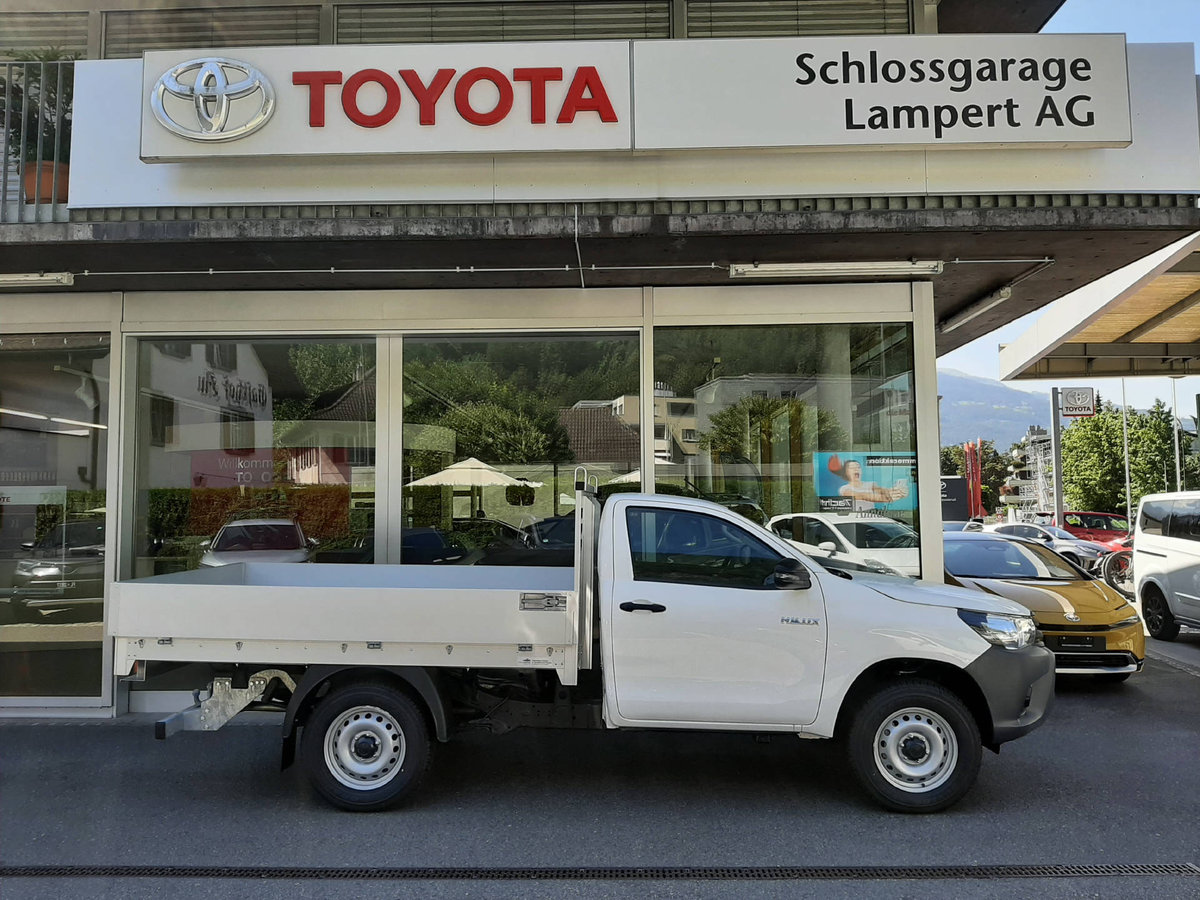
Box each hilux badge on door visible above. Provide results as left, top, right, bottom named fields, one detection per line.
left=151, top=57, right=275, bottom=141
left=781, top=616, right=819, bottom=626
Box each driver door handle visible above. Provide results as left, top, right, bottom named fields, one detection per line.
left=619, top=601, right=667, bottom=613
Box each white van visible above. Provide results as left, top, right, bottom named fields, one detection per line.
left=1132, top=490, right=1200, bottom=640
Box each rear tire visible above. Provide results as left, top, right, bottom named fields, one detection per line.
left=847, top=680, right=982, bottom=814
left=1141, top=587, right=1180, bottom=641
left=300, top=680, right=432, bottom=811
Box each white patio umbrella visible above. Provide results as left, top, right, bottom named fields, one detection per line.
left=407, top=457, right=523, bottom=488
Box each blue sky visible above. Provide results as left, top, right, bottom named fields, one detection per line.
left=936, top=0, right=1200, bottom=414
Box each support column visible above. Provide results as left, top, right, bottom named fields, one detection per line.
left=911, top=281, right=944, bottom=581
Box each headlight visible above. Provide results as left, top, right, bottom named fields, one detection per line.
left=957, top=609, right=1038, bottom=650
left=30, top=565, right=63, bottom=578
left=1115, top=613, right=1141, bottom=626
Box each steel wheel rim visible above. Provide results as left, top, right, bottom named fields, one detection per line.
left=872, top=706, right=958, bottom=793
left=324, top=705, right=406, bottom=791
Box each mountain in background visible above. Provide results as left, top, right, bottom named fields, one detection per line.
left=936, top=369, right=1049, bottom=451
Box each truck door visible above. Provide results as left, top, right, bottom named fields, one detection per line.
left=607, top=504, right=826, bottom=728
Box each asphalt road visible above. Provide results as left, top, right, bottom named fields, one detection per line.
left=2, top=634, right=1199, bottom=900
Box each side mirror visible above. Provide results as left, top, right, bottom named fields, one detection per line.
left=199, top=539, right=211, bottom=549
left=1039, top=533, right=1053, bottom=542
left=817, top=541, right=838, bottom=554
left=775, top=558, right=812, bottom=590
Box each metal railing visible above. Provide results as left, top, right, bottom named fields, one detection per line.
left=1, top=59, right=74, bottom=223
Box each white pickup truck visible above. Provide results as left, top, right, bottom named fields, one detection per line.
left=110, top=477, right=1054, bottom=814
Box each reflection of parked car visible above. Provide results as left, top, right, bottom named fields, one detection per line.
left=944, top=532, right=1143, bottom=681
left=522, top=514, right=575, bottom=549
left=768, top=512, right=919, bottom=577
left=986, top=522, right=1107, bottom=571
left=199, top=519, right=315, bottom=567
left=941, top=520, right=984, bottom=532
left=10, top=520, right=106, bottom=620
left=449, top=518, right=530, bottom=552
left=400, top=528, right=467, bottom=564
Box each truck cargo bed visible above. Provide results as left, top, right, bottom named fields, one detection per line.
left=110, top=562, right=580, bottom=680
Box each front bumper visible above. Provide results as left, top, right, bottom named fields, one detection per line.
left=1039, top=620, right=1145, bottom=676
left=964, top=643, right=1056, bottom=746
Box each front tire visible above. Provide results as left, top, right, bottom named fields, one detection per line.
left=847, top=680, right=982, bottom=813
left=1141, top=587, right=1180, bottom=641
left=300, top=681, right=431, bottom=811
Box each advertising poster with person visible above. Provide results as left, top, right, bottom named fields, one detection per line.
left=814, top=452, right=916, bottom=512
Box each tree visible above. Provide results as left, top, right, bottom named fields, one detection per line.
left=1060, top=398, right=1190, bottom=514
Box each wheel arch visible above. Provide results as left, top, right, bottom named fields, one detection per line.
left=833, top=658, right=994, bottom=749
left=281, top=665, right=449, bottom=770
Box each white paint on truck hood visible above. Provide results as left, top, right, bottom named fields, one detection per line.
left=858, top=575, right=1031, bottom=618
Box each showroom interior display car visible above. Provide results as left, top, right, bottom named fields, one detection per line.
left=768, top=511, right=919, bottom=576
left=944, top=531, right=1143, bottom=681
left=9, top=519, right=106, bottom=621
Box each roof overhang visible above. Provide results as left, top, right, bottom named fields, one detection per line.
left=999, top=232, right=1200, bottom=380
left=936, top=0, right=1067, bottom=35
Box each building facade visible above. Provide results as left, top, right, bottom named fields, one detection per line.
left=2, top=0, right=1199, bottom=712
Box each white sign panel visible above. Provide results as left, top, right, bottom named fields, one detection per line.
left=141, top=42, right=633, bottom=160
left=0, top=485, right=67, bottom=506
left=1061, top=387, right=1096, bottom=417
left=634, top=34, right=1131, bottom=151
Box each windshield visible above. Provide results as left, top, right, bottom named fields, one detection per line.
left=944, top=537, right=1081, bottom=580
left=213, top=523, right=304, bottom=552
left=834, top=520, right=917, bottom=549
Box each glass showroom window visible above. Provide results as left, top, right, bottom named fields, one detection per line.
left=652, top=323, right=921, bottom=576
left=402, top=333, right=639, bottom=565
left=131, top=339, right=376, bottom=576
left=0, top=334, right=110, bottom=698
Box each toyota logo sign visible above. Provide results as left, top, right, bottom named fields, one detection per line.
left=151, top=57, right=275, bottom=141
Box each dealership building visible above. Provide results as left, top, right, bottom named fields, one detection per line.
left=1, top=0, right=1198, bottom=712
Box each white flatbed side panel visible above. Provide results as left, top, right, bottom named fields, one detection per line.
left=110, top=562, right=576, bottom=647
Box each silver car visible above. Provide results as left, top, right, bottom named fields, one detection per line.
left=199, top=519, right=315, bottom=567
left=987, top=522, right=1108, bottom=571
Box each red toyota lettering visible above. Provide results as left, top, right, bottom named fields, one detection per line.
left=342, top=69, right=402, bottom=128
left=557, top=66, right=618, bottom=124
left=291, top=71, right=343, bottom=127
left=512, top=67, right=564, bottom=124
left=454, top=67, right=514, bottom=127
left=399, top=68, right=456, bottom=126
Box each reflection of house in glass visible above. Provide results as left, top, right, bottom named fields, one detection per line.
left=139, top=341, right=275, bottom=490
left=558, top=402, right=640, bottom=472
left=611, top=387, right=699, bottom=463
left=283, top=368, right=376, bottom=490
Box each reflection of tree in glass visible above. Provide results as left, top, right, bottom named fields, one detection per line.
left=702, top=395, right=848, bottom=459
left=439, top=402, right=550, bottom=464
left=403, top=341, right=639, bottom=469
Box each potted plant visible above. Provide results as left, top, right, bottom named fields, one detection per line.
left=1, top=48, right=78, bottom=204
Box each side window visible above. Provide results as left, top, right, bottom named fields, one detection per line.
left=994, top=524, right=1016, bottom=535
left=1166, top=499, right=1200, bottom=541
left=806, top=520, right=839, bottom=547
left=626, top=507, right=783, bottom=589
left=771, top=518, right=795, bottom=540
left=1140, top=501, right=1169, bottom=536
left=1015, top=525, right=1039, bottom=538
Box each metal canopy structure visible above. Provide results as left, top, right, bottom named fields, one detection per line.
left=999, top=232, right=1200, bottom=380
left=6, top=201, right=1200, bottom=356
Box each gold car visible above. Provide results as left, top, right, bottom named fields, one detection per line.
left=944, top=532, right=1144, bottom=683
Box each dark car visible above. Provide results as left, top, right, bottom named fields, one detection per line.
left=9, top=520, right=106, bottom=620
